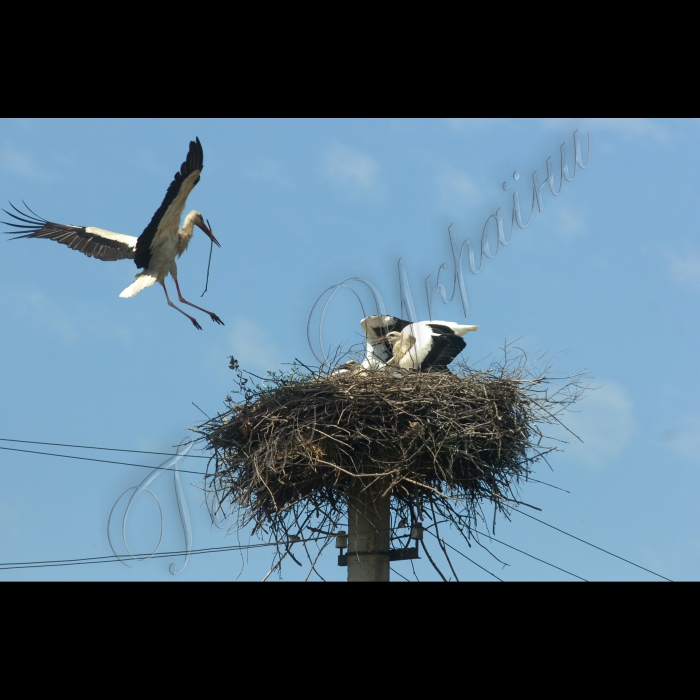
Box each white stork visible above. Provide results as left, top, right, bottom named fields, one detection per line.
left=359, top=314, right=411, bottom=368
left=330, top=315, right=410, bottom=375
left=331, top=359, right=365, bottom=375
left=383, top=321, right=478, bottom=372
left=2, top=137, right=223, bottom=330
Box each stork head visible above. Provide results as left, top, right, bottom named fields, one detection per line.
left=191, top=211, right=221, bottom=247
left=333, top=359, right=361, bottom=373
left=380, top=330, right=402, bottom=342
left=375, top=330, right=403, bottom=349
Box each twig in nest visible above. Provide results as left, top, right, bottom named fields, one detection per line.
left=195, top=345, right=590, bottom=580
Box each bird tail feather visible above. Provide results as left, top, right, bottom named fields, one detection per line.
left=119, top=273, right=158, bottom=298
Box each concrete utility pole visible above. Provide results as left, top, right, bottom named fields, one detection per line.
left=347, top=481, right=391, bottom=582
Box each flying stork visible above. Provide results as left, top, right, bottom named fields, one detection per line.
left=1, top=137, right=223, bottom=330
left=383, top=321, right=479, bottom=372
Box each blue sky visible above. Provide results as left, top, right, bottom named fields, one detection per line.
left=0, top=117, right=697, bottom=580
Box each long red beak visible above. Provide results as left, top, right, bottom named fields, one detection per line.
left=198, top=220, right=221, bottom=247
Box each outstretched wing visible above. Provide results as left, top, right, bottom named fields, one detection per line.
left=134, top=137, right=204, bottom=270
left=418, top=334, right=466, bottom=372
left=360, top=314, right=411, bottom=364
left=1, top=202, right=137, bottom=262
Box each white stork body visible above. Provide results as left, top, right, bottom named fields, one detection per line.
left=119, top=210, right=199, bottom=297
left=330, top=315, right=410, bottom=375
left=384, top=320, right=478, bottom=372
left=359, top=314, right=411, bottom=368
left=2, top=137, right=223, bottom=330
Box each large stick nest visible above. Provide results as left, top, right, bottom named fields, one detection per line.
left=197, top=349, right=586, bottom=548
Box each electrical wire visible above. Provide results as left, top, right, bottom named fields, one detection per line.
left=0, top=518, right=640, bottom=582
left=0, top=437, right=210, bottom=458
left=426, top=532, right=503, bottom=581
left=390, top=566, right=411, bottom=582
left=0, top=537, right=326, bottom=571
left=0, top=445, right=208, bottom=477
left=509, top=509, right=672, bottom=582
left=0, top=439, right=673, bottom=580
left=472, top=527, right=589, bottom=581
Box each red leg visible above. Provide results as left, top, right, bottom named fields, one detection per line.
left=162, top=282, right=202, bottom=330
left=173, top=279, right=224, bottom=325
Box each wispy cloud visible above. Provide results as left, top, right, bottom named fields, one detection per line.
left=436, top=168, right=485, bottom=210
left=446, top=118, right=503, bottom=132
left=245, top=158, right=293, bottom=188
left=667, top=252, right=700, bottom=289
left=129, top=149, right=172, bottom=179
left=321, top=144, right=380, bottom=194
left=661, top=413, right=700, bottom=462
left=560, top=380, right=636, bottom=468
left=0, top=146, right=52, bottom=180
left=552, top=207, right=586, bottom=239
left=543, top=118, right=674, bottom=143
left=0, top=284, right=137, bottom=344
left=8, top=290, right=77, bottom=343
left=227, top=318, right=281, bottom=375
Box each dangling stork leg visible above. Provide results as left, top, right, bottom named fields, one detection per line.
left=173, top=279, right=225, bottom=326
left=161, top=282, right=203, bottom=330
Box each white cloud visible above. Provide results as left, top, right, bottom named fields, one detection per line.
left=0, top=285, right=136, bottom=344
left=661, top=413, right=700, bottom=462
left=245, top=158, right=293, bottom=188
left=0, top=146, right=52, bottom=180
left=132, top=150, right=172, bottom=179
left=8, top=290, right=77, bottom=343
left=543, top=118, right=673, bottom=143
left=552, top=207, right=585, bottom=239
left=667, top=252, right=700, bottom=289
left=559, top=380, right=636, bottom=468
left=321, top=144, right=380, bottom=193
left=227, top=318, right=280, bottom=375
left=437, top=169, right=485, bottom=209
left=446, top=118, right=504, bottom=132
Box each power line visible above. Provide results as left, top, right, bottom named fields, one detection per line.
left=509, top=509, right=672, bottom=582
left=0, top=519, right=600, bottom=582
left=427, top=532, right=503, bottom=581
left=0, top=445, right=209, bottom=477
left=390, top=566, right=411, bottom=582
left=0, top=443, right=670, bottom=580
left=0, top=537, right=326, bottom=571
left=0, top=437, right=210, bottom=459
left=525, top=477, right=570, bottom=493
left=472, top=527, right=588, bottom=581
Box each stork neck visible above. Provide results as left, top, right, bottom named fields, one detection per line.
left=176, top=212, right=199, bottom=257
left=180, top=212, right=198, bottom=240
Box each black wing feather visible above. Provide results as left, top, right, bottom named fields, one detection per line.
left=134, top=137, right=203, bottom=270
left=420, top=334, right=466, bottom=372
left=426, top=323, right=453, bottom=335
left=1, top=202, right=136, bottom=262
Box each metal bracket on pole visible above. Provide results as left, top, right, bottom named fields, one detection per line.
left=338, top=547, right=419, bottom=567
